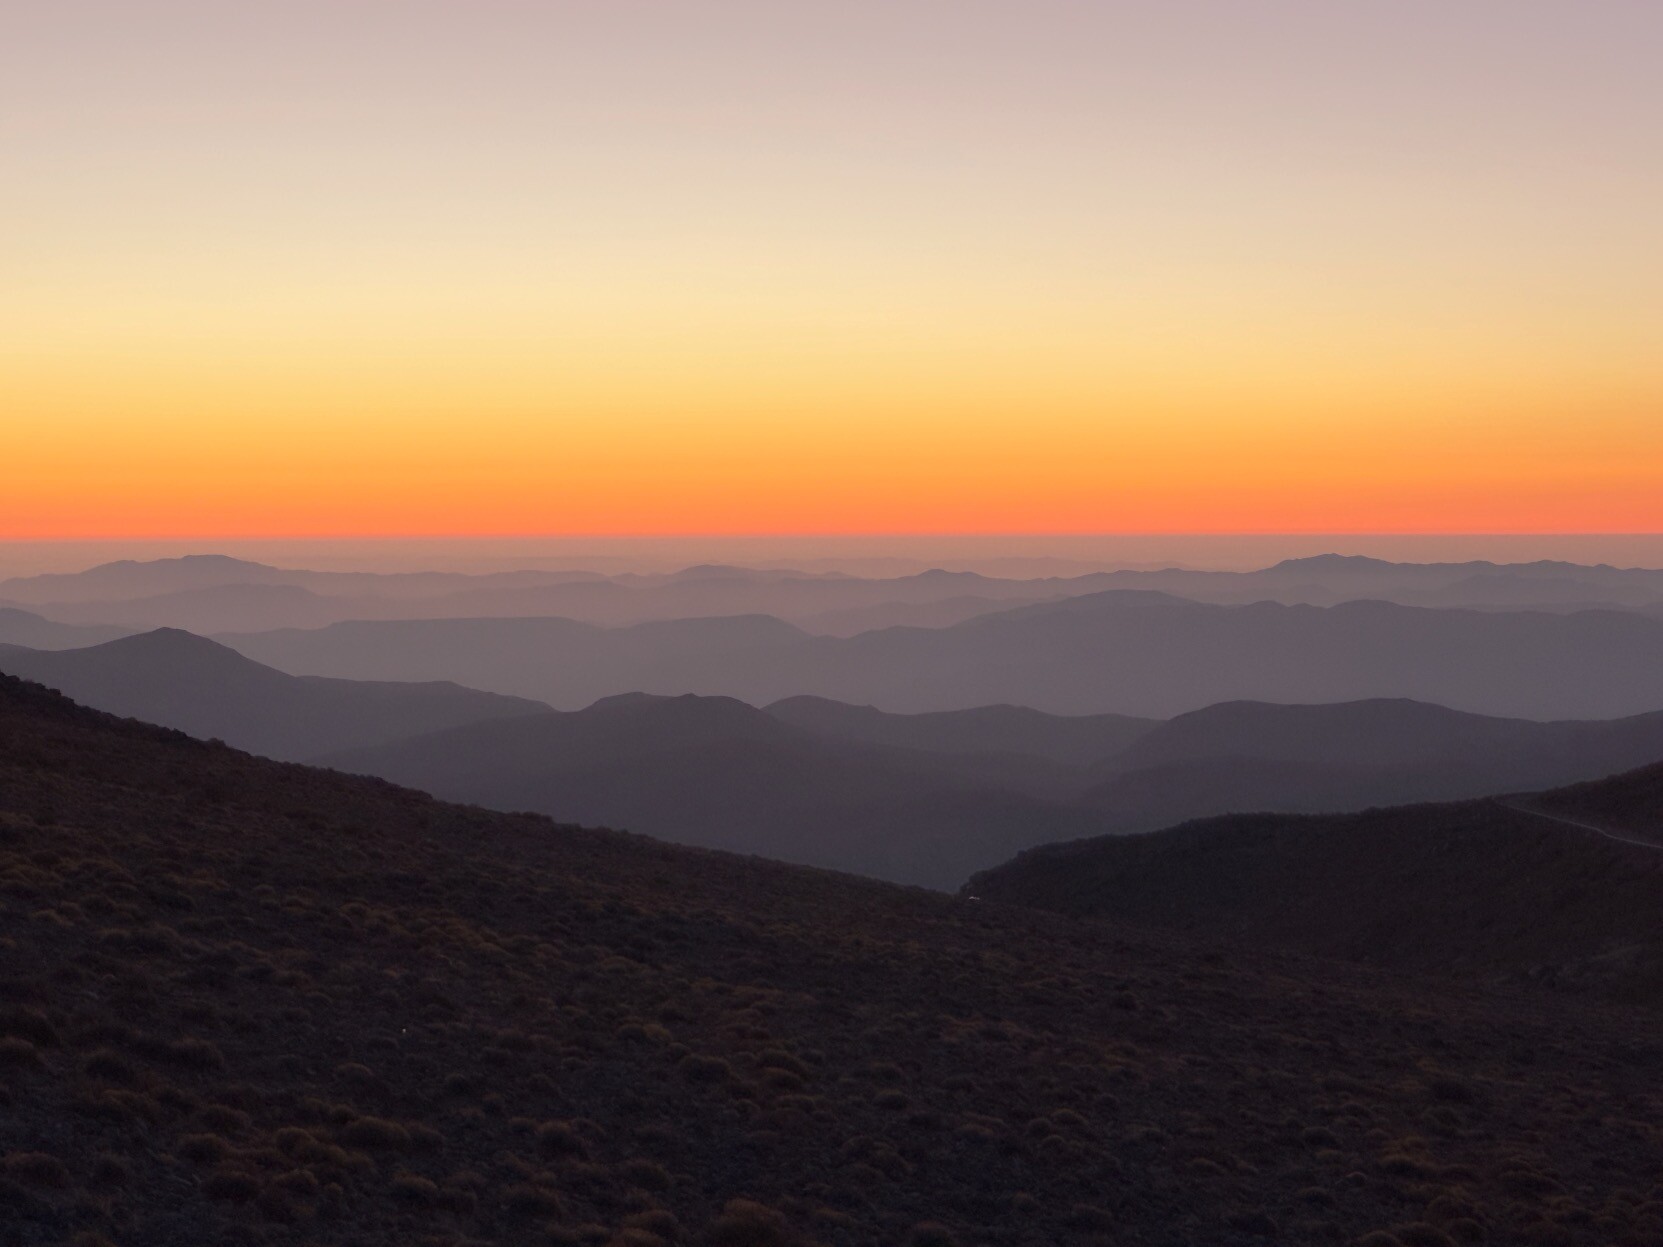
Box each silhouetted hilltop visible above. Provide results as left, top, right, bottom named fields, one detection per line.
left=0, top=554, right=285, bottom=603
left=1527, top=759, right=1663, bottom=845
left=0, top=555, right=607, bottom=607
left=1108, top=699, right=1544, bottom=772
left=0, top=629, right=547, bottom=761
left=971, top=761, right=1663, bottom=1003
left=5, top=672, right=1663, bottom=1246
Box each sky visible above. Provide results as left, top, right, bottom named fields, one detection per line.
left=4, top=0, right=1660, bottom=539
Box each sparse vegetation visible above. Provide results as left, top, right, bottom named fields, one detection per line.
left=1, top=672, right=1659, bottom=1246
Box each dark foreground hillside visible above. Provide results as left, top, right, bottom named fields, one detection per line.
left=3, top=677, right=1663, bottom=1247
left=970, top=786, right=1663, bottom=1004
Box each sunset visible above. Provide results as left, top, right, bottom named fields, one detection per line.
left=5, top=6, right=1663, bottom=1246
left=7, top=1, right=1659, bottom=536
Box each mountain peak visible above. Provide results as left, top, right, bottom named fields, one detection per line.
left=1268, top=554, right=1398, bottom=572
left=99, top=627, right=253, bottom=663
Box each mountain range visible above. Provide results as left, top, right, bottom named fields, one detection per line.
left=7, top=669, right=1661, bottom=1245
left=0, top=628, right=546, bottom=762
left=13, top=626, right=1663, bottom=887
left=222, top=589, right=1663, bottom=719
left=9, top=552, right=1663, bottom=638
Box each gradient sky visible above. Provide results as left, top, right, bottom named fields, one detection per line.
left=4, top=1, right=1660, bottom=538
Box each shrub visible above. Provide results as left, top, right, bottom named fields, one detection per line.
left=2, top=1152, right=69, bottom=1188
left=1394, top=1225, right=1457, bottom=1247
left=176, top=1133, right=231, bottom=1164
left=679, top=1054, right=732, bottom=1084
left=536, top=1120, right=589, bottom=1158
left=1070, top=1204, right=1115, bottom=1231
left=390, top=1171, right=440, bottom=1204
left=1227, top=1210, right=1278, bottom=1237
left=81, top=1048, right=139, bottom=1084
left=624, top=1209, right=682, bottom=1239
left=164, top=1038, right=225, bottom=1069
left=201, top=1167, right=261, bottom=1202
left=704, top=1199, right=795, bottom=1247
left=502, top=1182, right=564, bottom=1218
left=620, top=1158, right=672, bottom=1191
left=0, top=1037, right=40, bottom=1067
left=91, top=1153, right=132, bottom=1188
left=908, top=1223, right=959, bottom=1247
left=0, top=1009, right=58, bottom=1048
left=340, top=1116, right=410, bottom=1150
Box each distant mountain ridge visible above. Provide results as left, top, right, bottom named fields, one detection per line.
left=317, top=692, right=1105, bottom=889
left=764, top=694, right=1156, bottom=764
left=0, top=607, right=135, bottom=650
left=0, top=629, right=548, bottom=761
left=213, top=589, right=1663, bottom=718
left=10, top=551, right=1663, bottom=638
left=12, top=618, right=1663, bottom=888
left=322, top=685, right=1663, bottom=888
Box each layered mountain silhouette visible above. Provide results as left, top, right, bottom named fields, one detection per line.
left=224, top=614, right=806, bottom=708
left=8, top=671, right=1661, bottom=1245
left=321, top=688, right=1663, bottom=888
left=17, top=618, right=1663, bottom=888
left=13, top=551, right=1663, bottom=638
left=1075, top=698, right=1663, bottom=830
left=0, top=553, right=606, bottom=605
left=970, top=760, right=1663, bottom=1000
left=0, top=607, right=133, bottom=650
left=765, top=694, right=1156, bottom=764
left=0, top=629, right=547, bottom=761
left=225, top=590, right=1663, bottom=719
left=317, top=693, right=1103, bottom=888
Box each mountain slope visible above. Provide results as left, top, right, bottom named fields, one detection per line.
left=0, top=607, right=134, bottom=650
left=318, top=693, right=1102, bottom=887
left=1075, top=699, right=1663, bottom=828
left=1526, top=759, right=1663, bottom=845
left=0, top=629, right=547, bottom=761
left=765, top=694, right=1156, bottom=765
left=4, top=674, right=1662, bottom=1246
left=971, top=762, right=1663, bottom=1002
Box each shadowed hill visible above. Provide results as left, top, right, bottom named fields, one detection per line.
left=324, top=691, right=1663, bottom=888
left=1526, top=759, right=1663, bottom=845
left=5, top=674, right=1663, bottom=1246
left=763, top=695, right=1157, bottom=765
left=971, top=761, right=1663, bottom=1003
left=0, top=607, right=135, bottom=651
left=0, top=629, right=547, bottom=762
left=1107, top=699, right=1552, bottom=772
left=1075, top=699, right=1663, bottom=829
left=318, top=694, right=1100, bottom=887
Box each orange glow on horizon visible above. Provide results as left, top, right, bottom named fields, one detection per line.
left=5, top=2, right=1659, bottom=540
